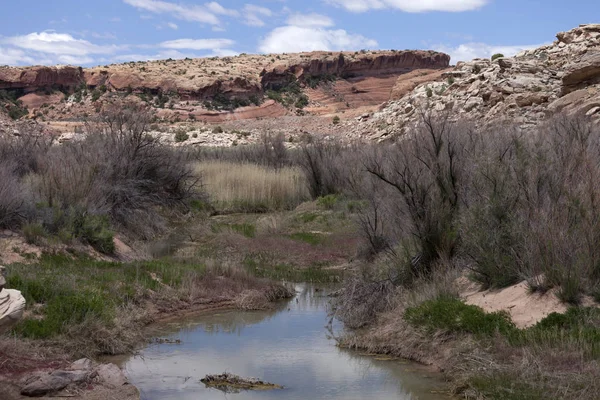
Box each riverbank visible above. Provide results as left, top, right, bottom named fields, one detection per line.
left=335, top=270, right=600, bottom=400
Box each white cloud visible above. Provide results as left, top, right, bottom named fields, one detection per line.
left=160, top=38, right=235, bottom=50
left=0, top=31, right=123, bottom=66
left=433, top=42, right=546, bottom=63
left=1, top=32, right=122, bottom=56
left=286, top=13, right=334, bottom=28
left=205, top=2, right=239, bottom=17
left=259, top=25, right=377, bottom=53
left=326, top=0, right=489, bottom=13
left=243, top=4, right=273, bottom=27
left=123, top=0, right=220, bottom=25
left=167, top=22, right=179, bottom=30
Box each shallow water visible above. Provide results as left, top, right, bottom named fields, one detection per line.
left=121, top=284, right=451, bottom=400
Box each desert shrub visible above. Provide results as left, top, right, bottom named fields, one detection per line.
left=404, top=296, right=516, bottom=337
left=174, top=129, right=189, bottom=142
left=212, top=126, right=224, bottom=134
left=363, top=114, right=470, bottom=279
left=19, top=101, right=200, bottom=240
left=332, top=115, right=340, bottom=125
left=491, top=53, right=505, bottom=61
left=0, top=162, right=29, bottom=228
left=298, top=138, right=346, bottom=198
left=317, top=194, right=339, bottom=209
left=22, top=222, right=46, bottom=245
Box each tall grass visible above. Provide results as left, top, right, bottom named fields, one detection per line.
left=196, top=161, right=309, bottom=213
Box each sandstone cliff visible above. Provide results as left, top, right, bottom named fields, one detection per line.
left=355, top=24, right=600, bottom=141
left=0, top=50, right=449, bottom=124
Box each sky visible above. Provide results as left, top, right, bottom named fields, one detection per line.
left=0, top=0, right=597, bottom=67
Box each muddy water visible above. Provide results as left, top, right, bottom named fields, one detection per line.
left=120, top=284, right=451, bottom=400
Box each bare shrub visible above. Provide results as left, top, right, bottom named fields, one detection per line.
left=363, top=113, right=473, bottom=280
left=0, top=161, right=30, bottom=229
left=298, top=137, right=345, bottom=198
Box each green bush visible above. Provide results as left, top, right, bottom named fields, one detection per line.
left=289, top=232, right=324, bottom=245
left=491, top=53, right=505, bottom=61
left=174, top=129, right=189, bottom=142
left=22, top=223, right=46, bottom=245
left=317, top=194, right=339, bottom=209
left=332, top=116, right=341, bottom=125
left=425, top=86, right=433, bottom=98
left=74, top=214, right=115, bottom=254
left=404, top=296, right=516, bottom=337
left=212, top=126, right=224, bottom=134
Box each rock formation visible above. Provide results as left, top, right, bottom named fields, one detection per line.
left=21, top=358, right=137, bottom=397
left=355, top=24, right=600, bottom=141
left=0, top=50, right=449, bottom=124
left=0, top=265, right=26, bottom=333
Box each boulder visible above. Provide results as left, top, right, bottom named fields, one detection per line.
left=21, top=370, right=89, bottom=397
left=0, top=266, right=26, bottom=333
left=562, top=51, right=600, bottom=90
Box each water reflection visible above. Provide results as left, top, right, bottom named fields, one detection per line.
left=122, top=284, right=451, bottom=400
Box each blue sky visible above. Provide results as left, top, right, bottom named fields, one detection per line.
left=0, top=0, right=597, bottom=66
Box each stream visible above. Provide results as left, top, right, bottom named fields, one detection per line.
left=117, top=284, right=451, bottom=400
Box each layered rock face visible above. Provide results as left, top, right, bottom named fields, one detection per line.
left=260, top=50, right=449, bottom=90
left=0, top=50, right=449, bottom=101
left=0, top=50, right=449, bottom=124
left=356, top=24, right=600, bottom=141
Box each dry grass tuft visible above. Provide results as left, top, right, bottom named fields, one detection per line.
left=196, top=161, right=309, bottom=213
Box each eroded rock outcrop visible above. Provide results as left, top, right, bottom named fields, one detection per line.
left=21, top=358, right=136, bottom=397
left=355, top=24, right=600, bottom=141
left=0, top=265, right=26, bottom=333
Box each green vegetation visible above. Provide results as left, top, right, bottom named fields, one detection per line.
left=174, top=129, right=189, bottom=142
left=0, top=89, right=28, bottom=120
left=304, top=73, right=337, bottom=89
left=317, top=194, right=340, bottom=210
left=212, top=222, right=256, bottom=238
left=243, top=254, right=341, bottom=283
left=404, top=296, right=516, bottom=337
left=491, top=53, right=505, bottom=61
left=8, top=253, right=205, bottom=340
left=332, top=115, right=341, bottom=125
left=266, top=80, right=309, bottom=109
left=288, top=232, right=325, bottom=246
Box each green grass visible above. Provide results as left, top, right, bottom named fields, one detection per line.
left=211, top=222, right=256, bottom=238
left=405, top=296, right=600, bottom=358
left=288, top=232, right=325, bottom=245
left=7, top=252, right=207, bottom=339
left=243, top=253, right=342, bottom=283
left=404, top=296, right=516, bottom=337
left=467, top=374, right=546, bottom=400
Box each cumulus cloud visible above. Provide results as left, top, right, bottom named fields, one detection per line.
left=123, top=0, right=220, bottom=25
left=286, top=13, right=334, bottom=28
left=259, top=26, right=377, bottom=53
left=433, top=42, right=546, bottom=63
left=259, top=10, right=376, bottom=53
left=326, top=0, right=489, bottom=13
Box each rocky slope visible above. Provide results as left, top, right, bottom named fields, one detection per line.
left=0, top=50, right=449, bottom=124
left=354, top=24, right=600, bottom=141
